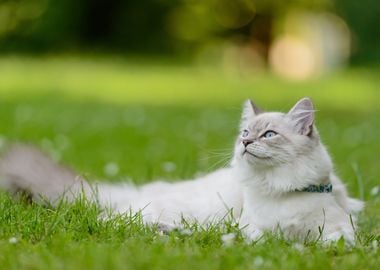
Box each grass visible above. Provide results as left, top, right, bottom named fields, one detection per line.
left=0, top=56, right=379, bottom=269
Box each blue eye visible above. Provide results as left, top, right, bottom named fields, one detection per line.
left=262, top=130, right=277, bottom=138
left=242, top=129, right=249, bottom=137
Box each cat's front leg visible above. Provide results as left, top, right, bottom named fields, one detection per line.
left=241, top=224, right=264, bottom=243
left=239, top=209, right=265, bottom=242
left=323, top=225, right=355, bottom=245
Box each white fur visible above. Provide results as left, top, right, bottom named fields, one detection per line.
left=0, top=98, right=364, bottom=244
left=96, top=168, right=243, bottom=225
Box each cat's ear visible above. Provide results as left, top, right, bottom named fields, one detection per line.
left=240, top=99, right=262, bottom=128
left=287, top=97, right=315, bottom=136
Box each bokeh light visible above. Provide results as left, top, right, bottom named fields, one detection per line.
left=269, top=11, right=351, bottom=80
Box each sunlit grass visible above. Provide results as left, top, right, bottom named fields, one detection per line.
left=0, top=56, right=379, bottom=269
left=0, top=56, right=379, bottom=110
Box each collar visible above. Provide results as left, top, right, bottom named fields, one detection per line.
left=295, top=183, right=332, bottom=193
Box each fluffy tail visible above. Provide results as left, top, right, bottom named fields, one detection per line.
left=0, top=144, right=93, bottom=204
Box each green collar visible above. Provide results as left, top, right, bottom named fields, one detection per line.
left=296, top=183, right=332, bottom=193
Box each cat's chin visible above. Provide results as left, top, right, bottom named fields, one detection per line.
left=240, top=151, right=275, bottom=168
left=243, top=150, right=270, bottom=160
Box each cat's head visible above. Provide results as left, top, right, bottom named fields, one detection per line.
left=233, top=97, right=322, bottom=169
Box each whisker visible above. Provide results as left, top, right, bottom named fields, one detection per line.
left=206, top=155, right=232, bottom=171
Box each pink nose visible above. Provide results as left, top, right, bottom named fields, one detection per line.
left=242, top=140, right=253, bottom=147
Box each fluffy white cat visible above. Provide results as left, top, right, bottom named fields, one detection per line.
left=0, top=98, right=363, bottom=243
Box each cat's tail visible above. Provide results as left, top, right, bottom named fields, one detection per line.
left=0, top=144, right=94, bottom=204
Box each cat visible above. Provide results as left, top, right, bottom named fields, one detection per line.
left=0, top=97, right=364, bottom=243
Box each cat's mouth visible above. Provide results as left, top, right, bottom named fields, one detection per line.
left=243, top=150, right=270, bottom=159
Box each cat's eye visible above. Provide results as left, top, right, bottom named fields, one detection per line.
left=242, top=129, right=249, bottom=137
left=262, top=130, right=277, bottom=138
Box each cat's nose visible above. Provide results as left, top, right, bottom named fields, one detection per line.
left=242, top=139, right=253, bottom=147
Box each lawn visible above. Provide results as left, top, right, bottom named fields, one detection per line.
left=0, top=56, right=379, bottom=269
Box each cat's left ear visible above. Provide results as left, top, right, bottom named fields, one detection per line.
left=240, top=99, right=262, bottom=129
left=287, top=97, right=315, bottom=136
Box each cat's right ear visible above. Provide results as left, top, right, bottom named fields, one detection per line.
left=240, top=99, right=262, bottom=129
left=287, top=97, right=315, bottom=136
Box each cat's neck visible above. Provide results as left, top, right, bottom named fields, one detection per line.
left=235, top=144, right=333, bottom=197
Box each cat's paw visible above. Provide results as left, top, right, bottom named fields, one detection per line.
left=323, top=230, right=355, bottom=246
left=243, top=228, right=264, bottom=243
left=155, top=222, right=179, bottom=234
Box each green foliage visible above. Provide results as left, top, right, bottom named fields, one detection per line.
left=334, top=0, right=380, bottom=63
left=0, top=0, right=378, bottom=63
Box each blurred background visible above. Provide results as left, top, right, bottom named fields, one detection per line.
left=0, top=0, right=379, bottom=76
left=0, top=0, right=379, bottom=203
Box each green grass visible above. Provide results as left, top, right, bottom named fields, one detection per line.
left=0, top=56, right=379, bottom=269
